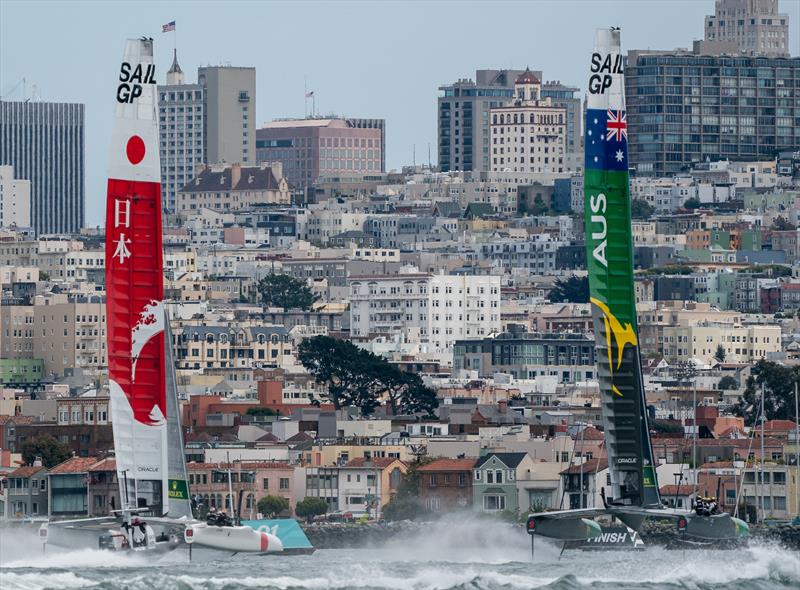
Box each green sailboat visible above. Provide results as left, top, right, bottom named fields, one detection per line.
left=526, top=27, right=749, bottom=545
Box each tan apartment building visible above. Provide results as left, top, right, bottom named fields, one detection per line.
left=32, top=293, right=106, bottom=377
left=175, top=324, right=293, bottom=370
left=490, top=70, right=567, bottom=174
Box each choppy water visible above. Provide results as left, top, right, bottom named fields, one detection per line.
left=1, top=520, right=798, bottom=590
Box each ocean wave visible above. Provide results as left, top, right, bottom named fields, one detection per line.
left=0, top=571, right=94, bottom=590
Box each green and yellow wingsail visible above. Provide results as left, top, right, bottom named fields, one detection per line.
left=584, top=28, right=660, bottom=508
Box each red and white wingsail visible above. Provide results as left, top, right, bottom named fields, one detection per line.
left=105, top=38, right=170, bottom=513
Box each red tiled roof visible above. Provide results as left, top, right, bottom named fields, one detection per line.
left=48, top=456, right=99, bottom=475
left=89, top=458, right=116, bottom=472
left=417, top=458, right=477, bottom=472
left=344, top=457, right=403, bottom=469
left=576, top=426, right=604, bottom=441
left=560, top=458, right=608, bottom=475
left=8, top=465, right=45, bottom=478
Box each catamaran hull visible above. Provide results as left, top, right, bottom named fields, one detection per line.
left=187, top=523, right=283, bottom=553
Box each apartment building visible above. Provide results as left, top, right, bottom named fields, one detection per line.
left=175, top=325, right=293, bottom=370
left=348, top=271, right=501, bottom=353
left=705, top=0, right=790, bottom=57
left=0, top=165, right=30, bottom=228
left=175, top=162, right=291, bottom=216
left=489, top=70, right=567, bottom=174
left=661, top=321, right=780, bottom=364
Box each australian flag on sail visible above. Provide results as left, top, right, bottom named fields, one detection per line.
left=585, top=108, right=628, bottom=172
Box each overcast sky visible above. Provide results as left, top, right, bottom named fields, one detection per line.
left=1, top=0, right=798, bottom=227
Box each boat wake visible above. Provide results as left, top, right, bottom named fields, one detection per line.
left=0, top=525, right=797, bottom=590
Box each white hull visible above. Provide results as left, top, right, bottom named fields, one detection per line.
left=187, top=523, right=283, bottom=553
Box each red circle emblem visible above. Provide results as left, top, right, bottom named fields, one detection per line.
left=126, top=135, right=146, bottom=165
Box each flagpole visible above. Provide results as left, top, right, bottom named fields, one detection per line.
left=304, top=77, right=308, bottom=119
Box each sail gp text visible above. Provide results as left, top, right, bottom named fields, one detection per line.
left=117, top=62, right=156, bottom=103
left=588, top=52, right=623, bottom=94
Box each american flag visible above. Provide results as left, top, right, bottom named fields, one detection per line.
left=162, top=21, right=176, bottom=33
left=585, top=108, right=628, bottom=172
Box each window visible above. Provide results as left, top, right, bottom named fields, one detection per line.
left=483, top=495, right=506, bottom=511
left=430, top=474, right=437, bottom=487
left=474, top=471, right=481, bottom=481
left=486, top=471, right=494, bottom=484
left=495, top=470, right=504, bottom=484
left=279, top=478, right=290, bottom=490
left=458, top=473, right=466, bottom=487
left=262, top=478, right=269, bottom=490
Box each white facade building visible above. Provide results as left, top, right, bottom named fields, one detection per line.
left=0, top=165, right=31, bottom=229
left=490, top=70, right=568, bottom=175
left=349, top=269, right=501, bottom=354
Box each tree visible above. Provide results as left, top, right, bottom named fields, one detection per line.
left=549, top=276, right=589, bottom=303
left=295, top=497, right=328, bottom=522
left=714, top=344, right=726, bottom=363
left=771, top=216, right=796, bottom=231
left=718, top=376, right=739, bottom=390
left=298, top=335, right=439, bottom=416
left=257, top=273, right=319, bottom=311
left=383, top=370, right=439, bottom=416
left=630, top=199, right=655, bottom=220
left=683, top=197, right=701, bottom=210
left=257, top=495, right=290, bottom=518
left=381, top=458, right=434, bottom=521
left=298, top=336, right=364, bottom=410
left=733, top=360, right=799, bottom=426
left=529, top=195, right=549, bottom=216
left=21, top=435, right=71, bottom=468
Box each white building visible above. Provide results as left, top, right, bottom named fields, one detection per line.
left=349, top=268, right=501, bottom=354
left=490, top=70, right=568, bottom=175
left=0, top=165, right=31, bottom=229
left=159, top=51, right=205, bottom=214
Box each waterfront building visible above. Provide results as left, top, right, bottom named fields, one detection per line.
left=417, top=458, right=476, bottom=512
left=0, top=101, right=84, bottom=235
left=5, top=465, right=48, bottom=518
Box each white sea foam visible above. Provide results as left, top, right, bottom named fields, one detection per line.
left=0, top=571, right=93, bottom=590
left=2, top=547, right=151, bottom=570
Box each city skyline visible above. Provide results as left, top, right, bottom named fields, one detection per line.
left=1, top=0, right=798, bottom=227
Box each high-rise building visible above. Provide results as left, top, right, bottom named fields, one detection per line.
left=158, top=51, right=205, bottom=213
left=256, top=118, right=385, bottom=190
left=158, top=56, right=255, bottom=213
left=0, top=165, right=31, bottom=228
left=626, top=46, right=800, bottom=176
left=438, top=70, right=522, bottom=173
left=438, top=69, right=581, bottom=173
left=489, top=70, right=568, bottom=175
left=0, top=101, right=84, bottom=235
left=705, top=0, right=791, bottom=57
left=198, top=65, right=256, bottom=166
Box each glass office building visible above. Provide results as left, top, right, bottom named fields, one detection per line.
left=626, top=49, right=800, bottom=176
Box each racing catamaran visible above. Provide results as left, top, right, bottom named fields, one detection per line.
left=41, top=38, right=282, bottom=556
left=526, top=28, right=749, bottom=546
